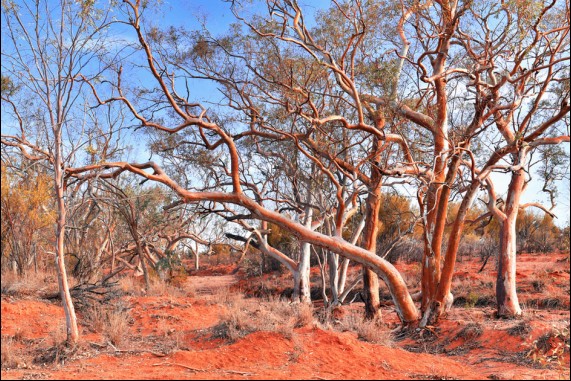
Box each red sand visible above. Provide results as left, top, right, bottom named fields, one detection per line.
left=2, top=252, right=569, bottom=380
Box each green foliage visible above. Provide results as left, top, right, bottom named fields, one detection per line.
left=155, top=250, right=182, bottom=272
left=0, top=75, right=18, bottom=96
left=465, top=291, right=480, bottom=308
left=267, top=222, right=295, bottom=253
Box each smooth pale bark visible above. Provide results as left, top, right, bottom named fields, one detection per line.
left=338, top=216, right=365, bottom=297
left=361, top=179, right=383, bottom=319
left=297, top=201, right=314, bottom=303
left=496, top=168, right=524, bottom=317
left=194, top=242, right=200, bottom=270
left=328, top=252, right=340, bottom=305
left=247, top=185, right=423, bottom=321
left=296, top=241, right=312, bottom=303
left=339, top=274, right=362, bottom=303
left=54, top=144, right=79, bottom=345
left=317, top=253, right=329, bottom=305
left=338, top=258, right=350, bottom=296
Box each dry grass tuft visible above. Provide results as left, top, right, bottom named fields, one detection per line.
left=82, top=303, right=131, bottom=347
left=118, top=276, right=144, bottom=295
left=292, top=302, right=315, bottom=328
left=507, top=320, right=533, bottom=337
left=147, top=278, right=185, bottom=298
left=104, top=307, right=131, bottom=347
left=456, top=322, right=483, bottom=341
left=206, top=285, right=235, bottom=305
left=118, top=275, right=188, bottom=299
left=1, top=337, right=17, bottom=369
left=48, top=322, right=67, bottom=347
left=338, top=314, right=394, bottom=346
left=214, top=295, right=314, bottom=342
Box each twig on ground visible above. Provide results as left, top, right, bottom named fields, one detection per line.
left=152, top=362, right=256, bottom=376
left=153, top=362, right=205, bottom=372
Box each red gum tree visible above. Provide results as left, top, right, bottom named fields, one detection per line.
left=70, top=0, right=569, bottom=326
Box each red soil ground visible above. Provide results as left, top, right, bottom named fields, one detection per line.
left=1, top=252, right=569, bottom=380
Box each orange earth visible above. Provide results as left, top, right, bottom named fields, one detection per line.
left=1, top=251, right=569, bottom=380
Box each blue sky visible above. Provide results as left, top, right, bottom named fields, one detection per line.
left=2, top=0, right=569, bottom=226
left=149, top=1, right=570, bottom=226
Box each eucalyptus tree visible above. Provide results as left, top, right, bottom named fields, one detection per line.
left=70, top=0, right=421, bottom=324
left=1, top=0, right=117, bottom=344
left=70, top=0, right=569, bottom=327
left=478, top=0, right=570, bottom=314
left=427, top=0, right=570, bottom=319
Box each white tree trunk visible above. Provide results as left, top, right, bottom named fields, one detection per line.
left=54, top=145, right=79, bottom=345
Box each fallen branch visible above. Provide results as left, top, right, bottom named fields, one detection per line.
left=153, top=362, right=205, bottom=372
left=152, top=362, right=256, bottom=376
left=107, top=341, right=166, bottom=357
left=222, top=369, right=256, bottom=376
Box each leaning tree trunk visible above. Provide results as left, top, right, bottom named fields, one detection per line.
left=82, top=163, right=421, bottom=323
left=135, top=239, right=151, bottom=291
left=54, top=144, right=79, bottom=345
left=496, top=167, right=524, bottom=318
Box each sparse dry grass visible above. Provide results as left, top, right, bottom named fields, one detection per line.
left=117, top=275, right=188, bottom=299
left=105, top=307, right=130, bottom=347
left=456, top=322, right=483, bottom=341
left=214, top=294, right=314, bottom=342
left=527, top=323, right=570, bottom=368
left=83, top=304, right=107, bottom=333
left=206, top=285, right=234, bottom=305
left=507, top=319, right=533, bottom=337
left=147, top=278, right=185, bottom=298
left=48, top=322, right=67, bottom=346
left=338, top=314, right=394, bottom=346
left=118, top=276, right=144, bottom=295
left=1, top=329, right=37, bottom=370
left=0, top=270, right=58, bottom=297
left=1, top=336, right=17, bottom=369
left=82, top=303, right=131, bottom=347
